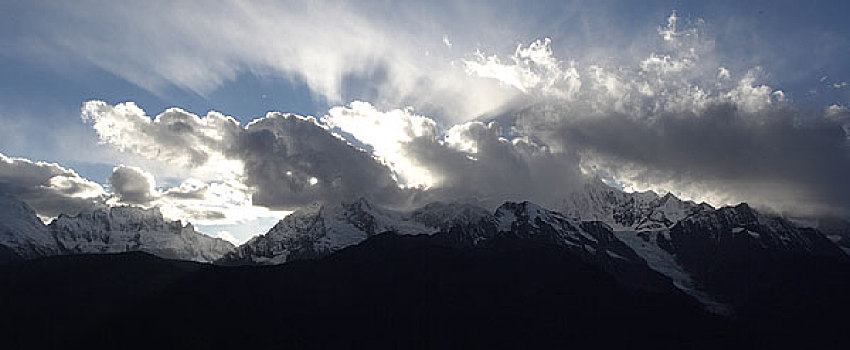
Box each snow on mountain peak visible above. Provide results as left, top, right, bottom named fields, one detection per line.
left=0, top=193, right=60, bottom=259
left=559, top=179, right=710, bottom=231
left=222, top=198, right=436, bottom=265
left=49, top=205, right=233, bottom=262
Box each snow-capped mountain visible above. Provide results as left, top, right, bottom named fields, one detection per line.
left=614, top=202, right=849, bottom=313
left=659, top=203, right=848, bottom=267
left=410, top=201, right=499, bottom=246
left=494, top=201, right=674, bottom=290
left=559, top=179, right=713, bottom=231
left=1, top=192, right=234, bottom=263
left=6, top=180, right=850, bottom=316
left=222, top=197, right=674, bottom=293
left=0, top=193, right=60, bottom=261
left=49, top=206, right=234, bottom=262
left=220, top=198, right=435, bottom=265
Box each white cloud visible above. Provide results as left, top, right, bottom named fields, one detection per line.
left=17, top=0, right=535, bottom=122
left=464, top=38, right=582, bottom=99
left=323, top=101, right=438, bottom=188
left=82, top=100, right=243, bottom=179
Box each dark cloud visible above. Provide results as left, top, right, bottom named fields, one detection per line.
left=80, top=96, right=850, bottom=219
left=516, top=102, right=850, bottom=216
left=403, top=121, right=585, bottom=209
left=230, top=113, right=408, bottom=210
left=0, top=153, right=105, bottom=217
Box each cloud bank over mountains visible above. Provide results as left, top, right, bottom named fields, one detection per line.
left=1, top=8, right=849, bottom=244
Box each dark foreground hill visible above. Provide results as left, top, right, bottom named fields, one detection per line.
left=1, top=232, right=847, bottom=349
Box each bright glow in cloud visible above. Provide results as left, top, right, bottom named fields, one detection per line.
left=323, top=101, right=438, bottom=188
left=464, top=38, right=582, bottom=99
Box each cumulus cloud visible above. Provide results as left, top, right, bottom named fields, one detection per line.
left=83, top=100, right=408, bottom=210
left=526, top=104, right=850, bottom=216
left=0, top=150, right=282, bottom=231
left=109, top=165, right=157, bottom=205
left=0, top=153, right=105, bottom=217
left=464, top=13, right=850, bottom=217
left=66, top=11, right=850, bottom=220
left=322, top=101, right=438, bottom=188
left=82, top=99, right=592, bottom=211
left=82, top=101, right=243, bottom=178
left=155, top=179, right=288, bottom=227
left=319, top=102, right=586, bottom=208
left=233, top=112, right=406, bottom=210
left=403, top=121, right=585, bottom=208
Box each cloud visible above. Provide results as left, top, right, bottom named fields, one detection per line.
left=321, top=101, right=586, bottom=208
left=162, top=179, right=208, bottom=200
left=403, top=121, right=585, bottom=208
left=0, top=152, right=105, bottom=217
left=109, top=165, right=157, bottom=205
left=233, top=112, right=406, bottom=210
left=82, top=100, right=243, bottom=177
left=322, top=101, right=438, bottom=187
left=83, top=99, right=590, bottom=211
left=16, top=0, right=532, bottom=121
left=69, top=11, right=850, bottom=220
left=83, top=100, right=408, bottom=210
left=154, top=179, right=289, bottom=227
left=528, top=104, right=850, bottom=217
left=460, top=13, right=850, bottom=217
left=464, top=38, right=582, bottom=100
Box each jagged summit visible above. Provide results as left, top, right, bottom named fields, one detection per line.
left=0, top=193, right=60, bottom=260
left=5, top=184, right=850, bottom=317
left=559, top=179, right=712, bottom=231
left=665, top=203, right=848, bottom=259
left=223, top=198, right=654, bottom=284
left=220, top=198, right=436, bottom=265
left=49, top=205, right=234, bottom=262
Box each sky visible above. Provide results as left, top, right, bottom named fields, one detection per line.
left=1, top=0, right=849, bottom=244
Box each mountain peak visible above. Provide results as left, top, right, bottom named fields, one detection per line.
left=49, top=204, right=233, bottom=262
left=0, top=192, right=60, bottom=259
left=221, top=199, right=434, bottom=265
left=560, top=180, right=706, bottom=230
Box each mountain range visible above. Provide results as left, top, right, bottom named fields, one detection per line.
left=2, top=182, right=850, bottom=347
left=0, top=192, right=233, bottom=264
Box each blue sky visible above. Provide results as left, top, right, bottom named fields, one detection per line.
left=1, top=0, right=849, bottom=243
